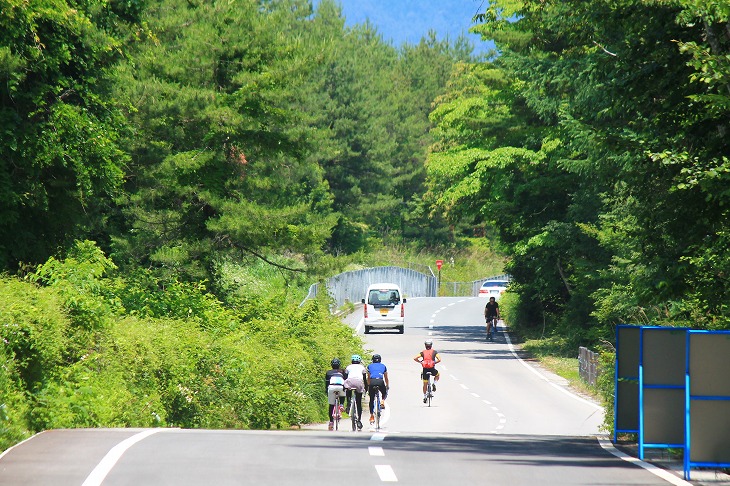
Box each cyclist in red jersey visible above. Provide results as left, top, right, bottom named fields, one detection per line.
left=414, top=339, right=441, bottom=403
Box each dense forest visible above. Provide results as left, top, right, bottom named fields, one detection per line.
left=1, top=0, right=729, bottom=447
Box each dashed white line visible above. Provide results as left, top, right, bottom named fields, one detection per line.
left=459, top=384, right=469, bottom=390
left=471, top=393, right=480, bottom=398
left=371, top=433, right=386, bottom=441
left=369, top=446, right=385, bottom=456
left=375, top=465, right=398, bottom=482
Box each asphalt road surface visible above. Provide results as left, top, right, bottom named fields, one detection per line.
left=0, top=297, right=693, bottom=485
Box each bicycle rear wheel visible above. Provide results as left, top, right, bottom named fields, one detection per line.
left=350, top=395, right=357, bottom=431
left=427, top=380, right=432, bottom=407
left=334, top=396, right=341, bottom=431
left=375, top=393, right=381, bottom=431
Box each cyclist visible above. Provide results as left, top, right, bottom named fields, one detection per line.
left=325, top=358, right=347, bottom=430
left=344, top=354, right=367, bottom=430
left=366, top=354, right=389, bottom=425
left=414, top=339, right=441, bottom=403
left=484, top=296, right=500, bottom=340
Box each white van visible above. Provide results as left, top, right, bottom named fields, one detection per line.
left=361, top=283, right=406, bottom=334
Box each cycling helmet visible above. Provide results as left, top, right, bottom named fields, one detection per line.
left=425, top=339, right=433, bottom=348
left=351, top=354, right=362, bottom=363
left=331, top=358, right=341, bottom=368
left=372, top=354, right=381, bottom=363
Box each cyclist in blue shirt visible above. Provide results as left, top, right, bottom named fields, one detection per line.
left=366, top=354, right=389, bottom=424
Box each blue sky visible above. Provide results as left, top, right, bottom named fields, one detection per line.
left=315, top=0, right=493, bottom=55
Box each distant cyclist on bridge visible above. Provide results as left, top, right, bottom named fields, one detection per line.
left=414, top=339, right=441, bottom=403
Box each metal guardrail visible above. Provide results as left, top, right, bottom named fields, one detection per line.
left=302, top=267, right=511, bottom=307
left=301, top=266, right=437, bottom=308
left=579, top=346, right=600, bottom=387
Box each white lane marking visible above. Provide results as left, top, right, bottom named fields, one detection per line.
left=448, top=302, right=456, bottom=306
left=482, top=400, right=492, bottom=405
left=0, top=431, right=43, bottom=461
left=598, top=438, right=691, bottom=486
left=82, top=429, right=162, bottom=486
left=375, top=465, right=398, bottom=482
left=471, top=393, right=480, bottom=398
left=369, top=446, right=385, bottom=456
left=356, top=317, right=364, bottom=333
left=371, top=433, right=386, bottom=441
left=460, top=384, right=469, bottom=390
left=504, top=332, right=602, bottom=410
left=449, top=374, right=458, bottom=380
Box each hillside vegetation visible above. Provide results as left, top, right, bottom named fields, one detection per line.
left=2, top=0, right=729, bottom=449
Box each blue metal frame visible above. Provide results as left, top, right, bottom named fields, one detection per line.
left=614, top=324, right=641, bottom=443
left=638, top=326, right=688, bottom=460
left=684, top=330, right=730, bottom=480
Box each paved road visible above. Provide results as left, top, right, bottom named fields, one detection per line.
left=0, top=297, right=694, bottom=485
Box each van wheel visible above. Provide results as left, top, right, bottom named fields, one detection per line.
left=364, top=326, right=370, bottom=334
left=398, top=326, right=404, bottom=334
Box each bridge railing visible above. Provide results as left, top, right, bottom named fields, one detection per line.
left=302, top=267, right=511, bottom=307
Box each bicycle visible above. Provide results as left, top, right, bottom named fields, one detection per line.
left=486, top=316, right=498, bottom=341
left=423, top=371, right=435, bottom=407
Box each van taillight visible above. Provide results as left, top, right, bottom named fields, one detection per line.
left=364, top=305, right=368, bottom=318
left=400, top=303, right=404, bottom=317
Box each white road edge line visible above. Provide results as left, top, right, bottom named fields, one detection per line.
left=375, top=464, right=398, bottom=482
left=0, top=431, right=43, bottom=461
left=597, top=437, right=692, bottom=486
left=81, top=429, right=162, bottom=486
left=504, top=332, right=601, bottom=410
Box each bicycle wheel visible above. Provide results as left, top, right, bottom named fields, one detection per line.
left=350, top=394, right=357, bottom=431
left=334, top=395, right=341, bottom=431
left=375, top=392, right=381, bottom=431
left=427, top=380, right=432, bottom=407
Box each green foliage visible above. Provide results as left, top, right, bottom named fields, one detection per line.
left=429, top=0, right=730, bottom=351
left=0, top=0, right=131, bottom=268
left=1, top=244, right=367, bottom=449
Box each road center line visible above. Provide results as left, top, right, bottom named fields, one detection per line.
left=369, top=446, right=385, bottom=456
left=375, top=465, right=398, bottom=482
left=82, top=429, right=162, bottom=486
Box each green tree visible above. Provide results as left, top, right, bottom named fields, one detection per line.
left=110, top=0, right=337, bottom=279
left=0, top=0, right=135, bottom=269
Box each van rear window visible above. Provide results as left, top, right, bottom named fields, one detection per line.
left=368, top=289, right=400, bottom=306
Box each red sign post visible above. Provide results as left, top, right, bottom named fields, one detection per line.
left=436, top=260, right=443, bottom=270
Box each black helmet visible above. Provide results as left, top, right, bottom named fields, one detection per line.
left=331, top=358, right=341, bottom=368
left=372, top=354, right=381, bottom=363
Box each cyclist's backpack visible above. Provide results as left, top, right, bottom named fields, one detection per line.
left=421, top=349, right=435, bottom=368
